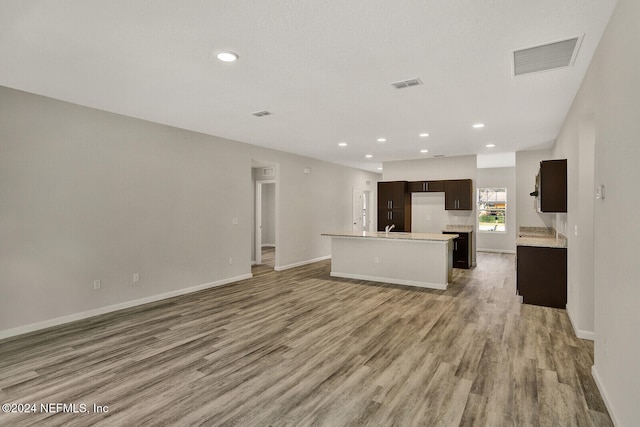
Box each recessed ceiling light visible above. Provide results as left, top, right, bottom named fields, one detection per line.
left=485, top=144, right=496, bottom=148
left=376, top=138, right=387, bottom=143
left=338, top=142, right=347, bottom=147
left=377, top=167, right=383, bottom=171
left=365, top=154, right=373, bottom=158
left=472, top=123, right=485, bottom=129
left=216, top=51, right=238, bottom=62
left=419, top=133, right=430, bottom=137
left=420, top=149, right=429, bottom=153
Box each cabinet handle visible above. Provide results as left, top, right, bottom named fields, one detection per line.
left=423, top=182, right=427, bottom=191
left=390, top=211, right=393, bottom=219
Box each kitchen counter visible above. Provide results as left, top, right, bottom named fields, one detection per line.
left=322, top=231, right=456, bottom=290
left=516, top=226, right=567, bottom=248
left=321, top=231, right=457, bottom=242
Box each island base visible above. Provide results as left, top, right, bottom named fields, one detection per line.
left=328, top=236, right=454, bottom=290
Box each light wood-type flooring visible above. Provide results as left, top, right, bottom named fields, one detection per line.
left=0, top=252, right=612, bottom=426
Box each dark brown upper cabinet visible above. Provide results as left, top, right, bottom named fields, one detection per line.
left=539, top=159, right=567, bottom=213
left=408, top=180, right=445, bottom=193
left=444, top=179, right=473, bottom=210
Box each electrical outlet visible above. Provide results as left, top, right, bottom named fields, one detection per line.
left=133, top=273, right=140, bottom=283
left=228, top=258, right=233, bottom=265
left=93, top=280, right=101, bottom=290
left=374, top=257, right=380, bottom=264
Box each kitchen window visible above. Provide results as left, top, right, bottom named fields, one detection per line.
left=478, top=188, right=506, bottom=232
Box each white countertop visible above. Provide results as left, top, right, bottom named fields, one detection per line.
left=516, top=236, right=567, bottom=248
left=321, top=231, right=457, bottom=242
left=517, top=226, right=567, bottom=248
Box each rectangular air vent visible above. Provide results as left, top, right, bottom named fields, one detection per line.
left=513, top=35, right=583, bottom=76
left=251, top=110, right=272, bottom=117
left=390, top=78, right=423, bottom=89
left=262, top=167, right=275, bottom=177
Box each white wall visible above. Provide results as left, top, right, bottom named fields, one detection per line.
left=551, top=60, right=596, bottom=341
left=515, top=149, right=554, bottom=230
left=553, top=0, right=640, bottom=424
left=411, top=193, right=447, bottom=233
left=383, top=155, right=477, bottom=265
left=476, top=167, right=516, bottom=253
left=0, top=86, right=379, bottom=336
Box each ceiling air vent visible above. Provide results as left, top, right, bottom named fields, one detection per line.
left=513, top=35, right=583, bottom=76
left=390, top=78, right=423, bottom=89
left=251, top=110, right=272, bottom=117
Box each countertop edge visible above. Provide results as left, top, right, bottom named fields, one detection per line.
left=322, top=232, right=458, bottom=242
left=516, top=236, right=567, bottom=249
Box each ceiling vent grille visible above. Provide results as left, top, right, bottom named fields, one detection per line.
left=390, top=78, right=423, bottom=89
left=251, top=110, right=272, bottom=117
left=513, top=35, right=583, bottom=76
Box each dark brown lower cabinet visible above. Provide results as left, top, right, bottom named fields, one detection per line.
left=442, top=231, right=471, bottom=269
left=516, top=245, right=567, bottom=309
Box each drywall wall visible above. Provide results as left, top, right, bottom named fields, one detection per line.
left=476, top=167, right=516, bottom=253
left=0, top=86, right=379, bottom=336
left=515, top=149, right=553, bottom=230
left=552, top=58, right=596, bottom=341
left=411, top=193, right=447, bottom=233
left=553, top=0, right=640, bottom=424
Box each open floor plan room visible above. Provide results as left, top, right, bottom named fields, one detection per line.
left=0, top=253, right=612, bottom=426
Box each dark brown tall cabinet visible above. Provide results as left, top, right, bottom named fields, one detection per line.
left=445, top=179, right=473, bottom=210
left=377, top=181, right=411, bottom=232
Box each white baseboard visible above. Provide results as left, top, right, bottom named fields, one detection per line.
left=592, top=365, right=620, bottom=427
left=261, top=243, right=276, bottom=248
left=477, top=248, right=516, bottom=254
left=566, top=305, right=595, bottom=341
left=274, top=255, right=331, bottom=271
left=0, top=273, right=253, bottom=341
left=329, top=271, right=448, bottom=291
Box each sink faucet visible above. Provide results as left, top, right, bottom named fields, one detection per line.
left=385, top=224, right=395, bottom=235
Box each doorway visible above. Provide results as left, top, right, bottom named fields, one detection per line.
left=353, top=188, right=371, bottom=232
left=255, top=179, right=276, bottom=267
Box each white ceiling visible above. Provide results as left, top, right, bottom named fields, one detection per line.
left=0, top=1, right=617, bottom=172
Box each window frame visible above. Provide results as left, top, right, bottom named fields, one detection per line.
left=477, top=187, right=507, bottom=233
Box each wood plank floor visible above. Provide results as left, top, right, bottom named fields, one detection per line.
left=0, top=252, right=612, bottom=426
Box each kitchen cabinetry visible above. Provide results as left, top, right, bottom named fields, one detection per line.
left=377, top=181, right=411, bottom=232
left=539, top=159, right=567, bottom=213
left=516, top=246, right=567, bottom=308
left=408, top=180, right=445, bottom=193
left=442, top=231, right=472, bottom=269
left=444, top=179, right=472, bottom=210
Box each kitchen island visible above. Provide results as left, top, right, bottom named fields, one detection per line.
left=321, top=231, right=458, bottom=290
